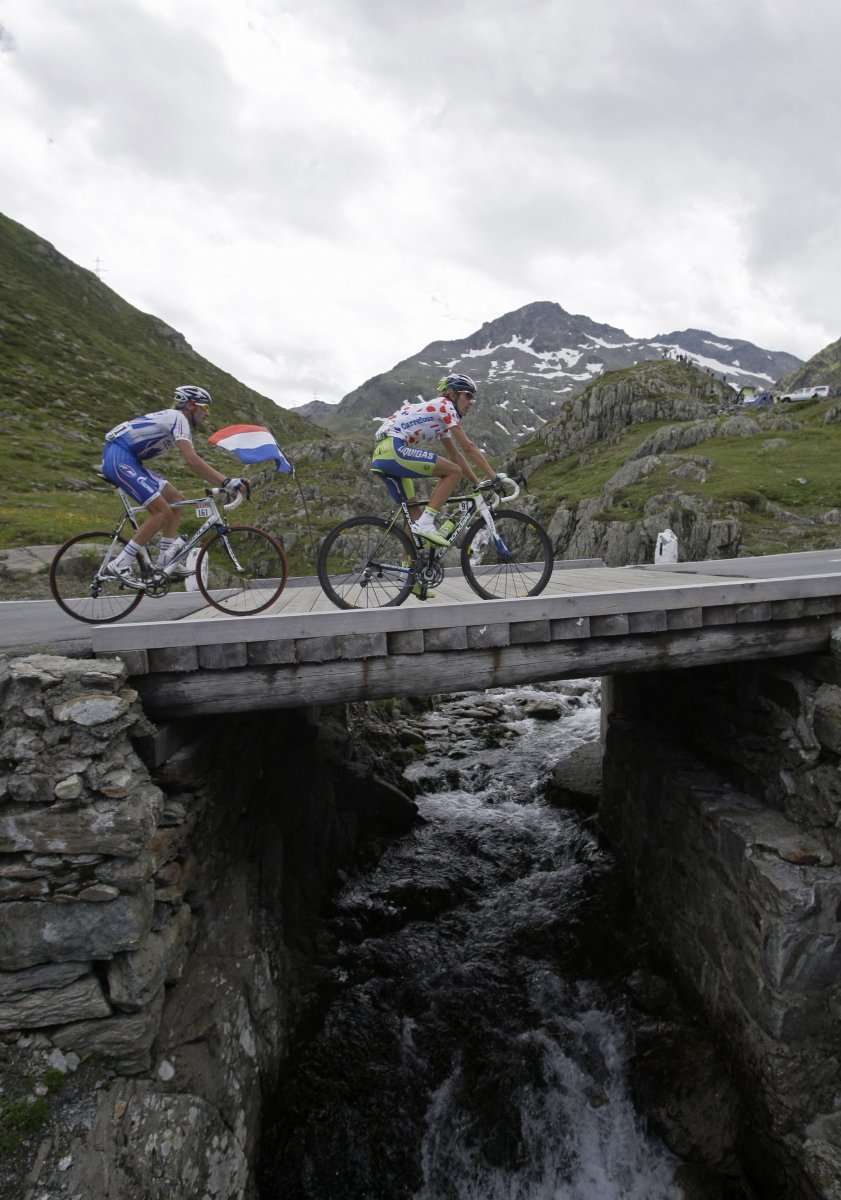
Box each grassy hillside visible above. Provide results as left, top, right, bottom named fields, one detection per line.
left=516, top=360, right=841, bottom=557
left=0, top=211, right=319, bottom=548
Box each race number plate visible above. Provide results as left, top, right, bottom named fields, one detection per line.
left=195, top=505, right=212, bottom=518
left=459, top=500, right=472, bottom=512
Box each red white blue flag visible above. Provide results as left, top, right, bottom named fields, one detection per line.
left=208, top=424, right=293, bottom=473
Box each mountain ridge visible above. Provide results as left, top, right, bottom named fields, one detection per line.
left=294, top=300, right=804, bottom=456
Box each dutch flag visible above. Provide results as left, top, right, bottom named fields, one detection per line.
left=208, top=424, right=294, bottom=473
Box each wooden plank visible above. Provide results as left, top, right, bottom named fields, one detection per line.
left=387, top=630, right=424, bottom=654
left=667, top=608, right=703, bottom=630
left=247, top=640, right=296, bottom=666
left=148, top=646, right=198, bottom=673
left=424, top=627, right=469, bottom=652
left=198, top=643, right=248, bottom=670
left=467, top=623, right=510, bottom=649
left=551, top=616, right=591, bottom=640
left=510, top=620, right=551, bottom=645
left=628, top=611, right=669, bottom=634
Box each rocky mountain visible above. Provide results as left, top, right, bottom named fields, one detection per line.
left=293, top=300, right=804, bottom=456
left=516, top=355, right=841, bottom=566
left=777, top=333, right=841, bottom=396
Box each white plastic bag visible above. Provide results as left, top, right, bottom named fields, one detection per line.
left=654, top=528, right=678, bottom=564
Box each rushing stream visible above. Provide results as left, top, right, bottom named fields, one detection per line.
left=262, top=681, right=686, bottom=1200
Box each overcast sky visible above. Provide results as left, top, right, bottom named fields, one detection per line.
left=1, top=0, right=839, bottom=410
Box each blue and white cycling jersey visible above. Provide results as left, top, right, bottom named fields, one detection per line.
left=104, top=409, right=192, bottom=461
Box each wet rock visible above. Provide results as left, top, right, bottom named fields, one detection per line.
left=545, top=740, right=603, bottom=813
left=516, top=697, right=563, bottom=719
left=631, top=1021, right=742, bottom=1171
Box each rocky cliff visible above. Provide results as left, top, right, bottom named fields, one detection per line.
left=524, top=359, right=841, bottom=565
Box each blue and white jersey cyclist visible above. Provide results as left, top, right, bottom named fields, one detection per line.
left=372, top=373, right=502, bottom=546
left=101, top=385, right=250, bottom=581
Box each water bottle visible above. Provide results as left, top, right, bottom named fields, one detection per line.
left=161, top=536, right=186, bottom=567
left=439, top=518, right=456, bottom=539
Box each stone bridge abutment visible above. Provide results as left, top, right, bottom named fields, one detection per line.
left=601, top=643, right=841, bottom=1198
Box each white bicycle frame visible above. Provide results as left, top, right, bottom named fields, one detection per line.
left=395, top=475, right=522, bottom=562
left=99, top=486, right=243, bottom=582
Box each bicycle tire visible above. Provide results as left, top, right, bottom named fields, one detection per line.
left=195, top=525, right=288, bottom=615
left=460, top=509, right=554, bottom=600
left=49, top=531, right=145, bottom=624
left=317, top=516, right=416, bottom=610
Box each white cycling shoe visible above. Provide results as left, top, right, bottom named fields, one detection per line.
left=105, top=560, right=143, bottom=586
left=166, top=566, right=194, bottom=581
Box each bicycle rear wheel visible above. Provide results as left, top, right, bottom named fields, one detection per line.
left=317, top=516, right=415, bottom=609
left=195, top=525, right=288, bottom=615
left=49, top=531, right=145, bottom=624
left=460, top=509, right=554, bottom=600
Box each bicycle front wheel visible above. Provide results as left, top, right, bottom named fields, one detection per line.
left=317, top=516, right=415, bottom=610
left=461, top=509, right=554, bottom=600
left=49, top=532, right=145, bottom=624
left=196, top=526, right=288, bottom=615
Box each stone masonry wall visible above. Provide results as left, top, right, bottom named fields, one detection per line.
left=601, top=637, right=841, bottom=1200
left=0, top=653, right=417, bottom=1199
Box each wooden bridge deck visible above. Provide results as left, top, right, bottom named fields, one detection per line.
left=178, top=560, right=745, bottom=620
left=89, top=549, right=841, bottom=721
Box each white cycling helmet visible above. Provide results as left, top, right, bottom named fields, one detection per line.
left=173, top=385, right=212, bottom=409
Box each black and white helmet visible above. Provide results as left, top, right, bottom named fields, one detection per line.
left=437, top=373, right=477, bottom=396
left=173, top=385, right=212, bottom=410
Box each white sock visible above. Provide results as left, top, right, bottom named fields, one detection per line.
left=416, top=507, right=438, bottom=528
left=115, top=541, right=141, bottom=568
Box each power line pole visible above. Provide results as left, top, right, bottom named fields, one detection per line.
left=94, top=257, right=107, bottom=280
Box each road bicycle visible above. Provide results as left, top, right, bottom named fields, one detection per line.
left=49, top=482, right=288, bottom=624
left=317, top=473, right=553, bottom=610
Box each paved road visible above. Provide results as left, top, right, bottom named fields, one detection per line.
left=0, top=593, right=210, bottom=658
left=4, top=548, right=841, bottom=660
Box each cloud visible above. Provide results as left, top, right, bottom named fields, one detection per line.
left=0, top=0, right=838, bottom=409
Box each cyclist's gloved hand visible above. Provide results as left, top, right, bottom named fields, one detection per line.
left=223, top=476, right=252, bottom=499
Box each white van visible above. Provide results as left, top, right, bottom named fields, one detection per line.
left=781, top=385, right=830, bottom=401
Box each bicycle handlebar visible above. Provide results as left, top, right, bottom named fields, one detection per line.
left=208, top=486, right=245, bottom=512
left=474, top=473, right=520, bottom=504
left=497, top=473, right=520, bottom=502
